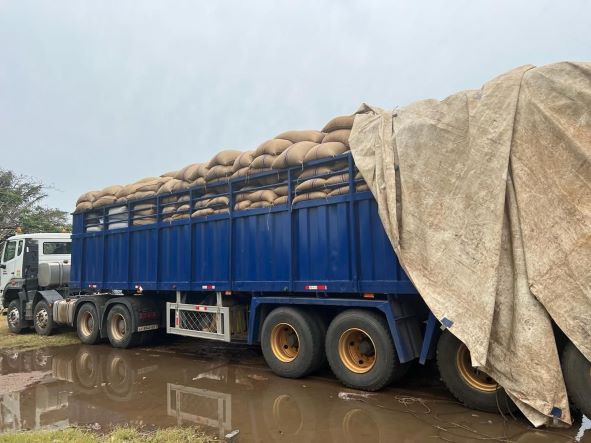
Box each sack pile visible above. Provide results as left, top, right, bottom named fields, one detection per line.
left=75, top=114, right=369, bottom=226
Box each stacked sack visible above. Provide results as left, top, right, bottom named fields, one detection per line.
left=292, top=115, right=360, bottom=203
left=75, top=113, right=370, bottom=224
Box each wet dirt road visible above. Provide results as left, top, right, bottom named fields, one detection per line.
left=0, top=339, right=589, bottom=442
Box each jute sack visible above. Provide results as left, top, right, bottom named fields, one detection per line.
left=127, top=190, right=156, bottom=201
left=177, top=194, right=190, bottom=203
left=162, top=204, right=177, bottom=214
left=323, top=129, right=351, bottom=146
left=327, top=184, right=370, bottom=196
left=250, top=201, right=273, bottom=209
left=232, top=167, right=250, bottom=179
left=207, top=150, right=242, bottom=168
left=274, top=196, right=288, bottom=205
left=75, top=201, right=93, bottom=212
left=297, top=162, right=349, bottom=180
left=184, top=163, right=209, bottom=182
left=96, top=185, right=123, bottom=199
left=133, top=202, right=156, bottom=211
left=206, top=165, right=234, bottom=182
left=174, top=165, right=191, bottom=180
left=189, top=177, right=206, bottom=188
left=161, top=195, right=178, bottom=203
left=208, top=196, right=230, bottom=208
left=295, top=178, right=327, bottom=193
left=192, top=208, right=214, bottom=217
left=255, top=138, right=292, bottom=156
left=194, top=197, right=212, bottom=209
left=274, top=130, right=325, bottom=144
left=247, top=168, right=278, bottom=185
left=271, top=141, right=318, bottom=169
left=274, top=185, right=288, bottom=196
left=158, top=179, right=183, bottom=194
left=247, top=189, right=278, bottom=203
left=134, top=208, right=156, bottom=217
left=304, top=142, right=348, bottom=163
left=93, top=195, right=118, bottom=208
left=251, top=154, right=277, bottom=169
left=233, top=151, right=255, bottom=172
left=234, top=200, right=252, bottom=210
left=133, top=217, right=156, bottom=226
left=160, top=170, right=177, bottom=178
left=322, top=115, right=355, bottom=133
left=292, top=191, right=326, bottom=204
left=76, top=191, right=100, bottom=205
left=213, top=208, right=229, bottom=214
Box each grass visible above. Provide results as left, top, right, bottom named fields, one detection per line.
left=0, top=426, right=218, bottom=443
left=0, top=315, right=80, bottom=351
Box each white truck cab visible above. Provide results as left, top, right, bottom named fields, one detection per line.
left=1, top=233, right=71, bottom=322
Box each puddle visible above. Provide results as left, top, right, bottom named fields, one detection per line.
left=0, top=342, right=588, bottom=442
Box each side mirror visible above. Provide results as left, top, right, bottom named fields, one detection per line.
left=0, top=264, right=5, bottom=269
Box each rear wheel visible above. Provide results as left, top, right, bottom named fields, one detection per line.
left=326, top=309, right=403, bottom=391
left=7, top=299, right=25, bottom=334
left=106, top=304, right=141, bottom=348
left=77, top=303, right=101, bottom=345
left=437, top=331, right=516, bottom=413
left=261, top=307, right=324, bottom=378
left=562, top=341, right=591, bottom=418
left=34, top=300, right=55, bottom=336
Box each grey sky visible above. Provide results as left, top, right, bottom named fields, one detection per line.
left=0, top=0, right=589, bottom=212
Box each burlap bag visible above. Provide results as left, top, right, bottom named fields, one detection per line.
left=255, top=138, right=292, bottom=156
left=275, top=130, right=325, bottom=144
left=322, top=115, right=355, bottom=133
left=304, top=142, right=348, bottom=163
left=272, top=141, right=318, bottom=169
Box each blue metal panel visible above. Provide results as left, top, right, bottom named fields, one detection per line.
left=159, top=223, right=191, bottom=290
left=192, top=218, right=230, bottom=289
left=105, top=232, right=128, bottom=286
left=232, top=211, right=290, bottom=291
left=295, top=202, right=352, bottom=284
left=83, top=234, right=103, bottom=286
left=130, top=228, right=158, bottom=288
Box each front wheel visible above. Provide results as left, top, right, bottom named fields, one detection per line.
left=7, top=299, right=25, bottom=334
left=437, top=331, right=516, bottom=413
left=34, top=300, right=55, bottom=336
left=562, top=341, right=591, bottom=418
left=106, top=304, right=141, bottom=348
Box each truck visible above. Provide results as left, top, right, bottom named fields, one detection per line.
left=2, top=153, right=589, bottom=419
left=1, top=233, right=72, bottom=336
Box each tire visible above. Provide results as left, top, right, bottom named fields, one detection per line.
left=562, top=341, right=591, bottom=418
left=77, top=303, right=101, bottom=345
left=437, top=331, right=516, bottom=413
left=325, top=309, right=403, bottom=391
left=6, top=299, right=25, bottom=334
left=261, top=307, right=324, bottom=379
left=106, top=304, right=141, bottom=348
left=34, top=300, right=55, bottom=336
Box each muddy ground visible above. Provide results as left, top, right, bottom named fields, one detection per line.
left=0, top=335, right=589, bottom=442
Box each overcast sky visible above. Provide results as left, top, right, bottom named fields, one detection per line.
left=0, top=0, right=589, bottom=211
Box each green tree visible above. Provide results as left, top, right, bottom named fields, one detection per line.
left=0, top=169, right=70, bottom=242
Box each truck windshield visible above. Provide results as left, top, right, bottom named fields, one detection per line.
left=2, top=241, right=16, bottom=262
left=42, top=242, right=71, bottom=255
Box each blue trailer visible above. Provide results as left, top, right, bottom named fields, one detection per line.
left=11, top=153, right=517, bottom=413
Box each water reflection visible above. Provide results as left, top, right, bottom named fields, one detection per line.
left=0, top=345, right=588, bottom=442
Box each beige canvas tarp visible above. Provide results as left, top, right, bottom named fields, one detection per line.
left=349, top=62, right=591, bottom=427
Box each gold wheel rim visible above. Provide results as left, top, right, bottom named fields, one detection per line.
left=338, top=328, right=376, bottom=374
left=456, top=344, right=498, bottom=392
left=110, top=313, right=126, bottom=341
left=80, top=311, right=94, bottom=337
left=270, top=323, right=300, bottom=362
